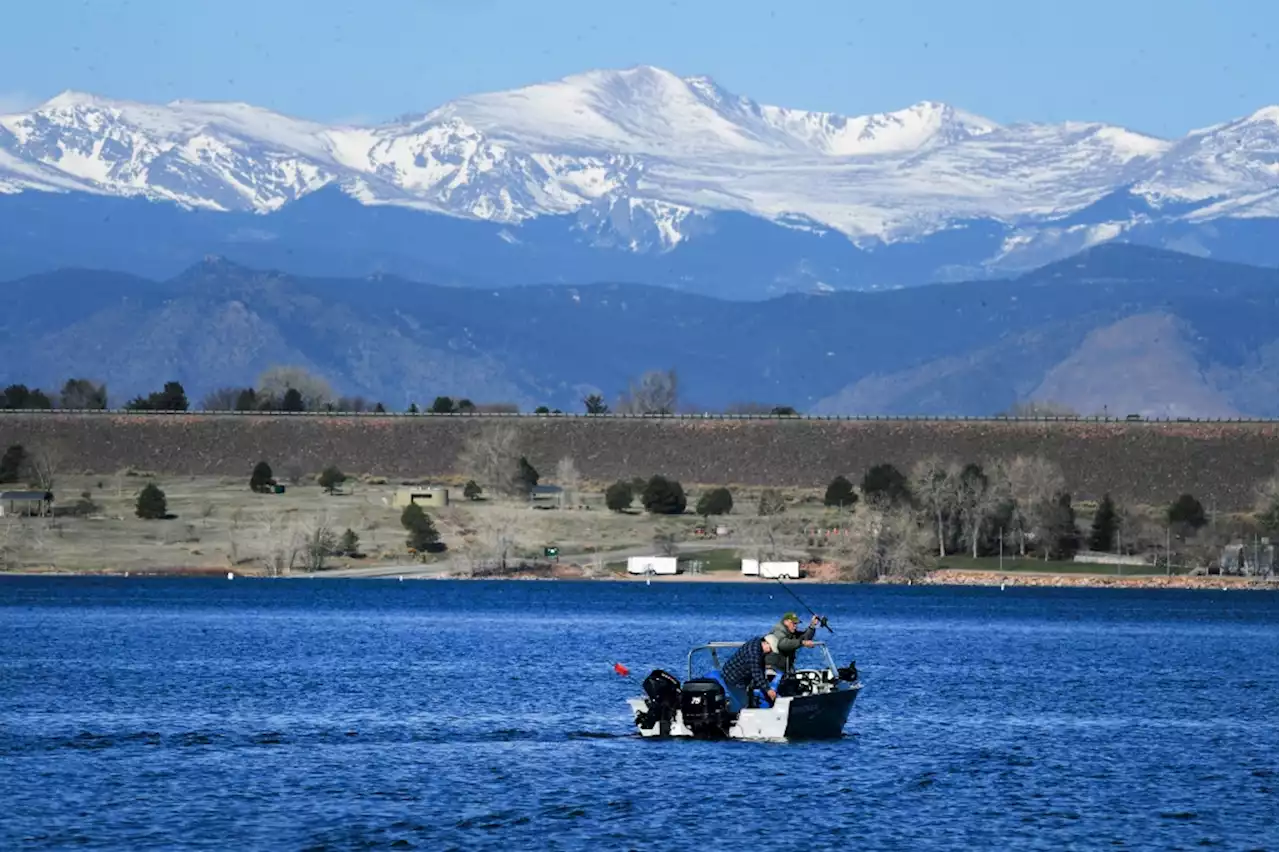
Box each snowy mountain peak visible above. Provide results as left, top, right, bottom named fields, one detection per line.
left=0, top=67, right=1274, bottom=250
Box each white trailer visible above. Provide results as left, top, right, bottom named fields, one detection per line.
left=740, top=558, right=760, bottom=576
left=760, top=561, right=801, bottom=579
left=627, top=556, right=679, bottom=575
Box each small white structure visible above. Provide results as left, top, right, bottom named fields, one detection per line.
left=627, top=556, right=679, bottom=575
left=741, top=558, right=760, bottom=576
left=760, top=561, right=801, bottom=579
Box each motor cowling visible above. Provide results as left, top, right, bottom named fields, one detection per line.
left=636, top=669, right=682, bottom=731
left=679, top=678, right=732, bottom=739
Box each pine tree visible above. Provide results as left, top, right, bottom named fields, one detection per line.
left=250, top=461, right=274, bottom=493
left=401, top=503, right=440, bottom=552
left=1088, top=493, right=1119, bottom=552
left=318, top=466, right=346, bottom=495
left=696, top=487, right=733, bottom=517
left=0, top=444, right=26, bottom=484
left=823, top=475, right=857, bottom=508
left=605, top=481, right=633, bottom=512
left=135, top=483, right=168, bottom=520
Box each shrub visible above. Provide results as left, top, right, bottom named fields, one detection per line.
left=696, top=487, right=733, bottom=517
left=605, top=481, right=634, bottom=512
left=135, top=483, right=168, bottom=520
left=463, top=480, right=483, bottom=501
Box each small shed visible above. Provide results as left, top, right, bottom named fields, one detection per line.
left=392, top=487, right=449, bottom=509
left=0, top=490, right=54, bottom=517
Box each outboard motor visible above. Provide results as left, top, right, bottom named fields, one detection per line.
left=679, top=678, right=732, bottom=739
left=837, top=660, right=859, bottom=683
left=636, top=669, right=682, bottom=733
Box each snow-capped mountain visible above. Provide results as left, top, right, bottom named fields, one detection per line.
left=0, top=65, right=1275, bottom=295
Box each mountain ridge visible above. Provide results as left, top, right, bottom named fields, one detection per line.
left=1, top=244, right=1274, bottom=419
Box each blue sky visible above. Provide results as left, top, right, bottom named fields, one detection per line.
left=1, top=0, right=1275, bottom=136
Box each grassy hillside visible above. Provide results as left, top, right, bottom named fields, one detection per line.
left=0, top=413, right=1274, bottom=510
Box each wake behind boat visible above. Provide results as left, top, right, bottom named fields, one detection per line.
left=627, top=641, right=863, bottom=740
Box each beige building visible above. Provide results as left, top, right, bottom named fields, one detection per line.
left=392, top=487, right=449, bottom=509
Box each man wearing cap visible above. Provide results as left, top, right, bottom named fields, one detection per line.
left=720, top=635, right=778, bottom=708
left=766, top=611, right=822, bottom=674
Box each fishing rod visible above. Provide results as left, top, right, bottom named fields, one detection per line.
left=775, top=576, right=834, bottom=633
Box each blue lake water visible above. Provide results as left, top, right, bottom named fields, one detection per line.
left=1, top=577, right=1276, bottom=851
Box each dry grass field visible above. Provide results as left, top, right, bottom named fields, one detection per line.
left=1, top=473, right=848, bottom=576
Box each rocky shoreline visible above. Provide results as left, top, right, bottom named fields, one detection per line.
left=916, top=568, right=1278, bottom=590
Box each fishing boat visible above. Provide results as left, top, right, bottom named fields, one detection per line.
left=626, top=641, right=863, bottom=740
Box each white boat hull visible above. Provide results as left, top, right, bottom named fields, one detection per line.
left=628, top=682, right=862, bottom=740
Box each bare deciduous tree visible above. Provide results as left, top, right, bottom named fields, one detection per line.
left=464, top=506, right=529, bottom=575
left=199, top=387, right=242, bottom=411
left=256, top=365, right=335, bottom=411
left=910, top=456, right=961, bottom=558
left=1000, top=456, right=1067, bottom=556
left=757, top=488, right=787, bottom=517
left=299, top=514, right=338, bottom=572
left=28, top=444, right=60, bottom=492
left=617, top=369, right=678, bottom=415
left=555, top=456, right=580, bottom=509
left=1003, top=400, right=1079, bottom=418
left=458, top=424, right=524, bottom=497
left=955, top=462, right=1009, bottom=559
left=830, top=503, right=933, bottom=582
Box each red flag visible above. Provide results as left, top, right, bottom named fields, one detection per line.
left=614, top=662, right=630, bottom=677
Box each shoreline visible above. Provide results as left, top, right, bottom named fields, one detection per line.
left=3, top=566, right=1275, bottom=591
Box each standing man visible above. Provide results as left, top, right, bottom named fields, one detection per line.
left=720, top=635, right=778, bottom=708
left=766, top=611, right=822, bottom=673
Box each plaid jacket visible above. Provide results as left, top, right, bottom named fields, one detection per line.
left=720, top=637, right=771, bottom=692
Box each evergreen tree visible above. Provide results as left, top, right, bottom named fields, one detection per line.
left=0, top=444, right=26, bottom=484
left=135, top=483, right=168, bottom=519
left=823, top=475, right=857, bottom=508
left=430, top=396, right=455, bottom=414
left=250, top=461, right=274, bottom=493
left=583, top=394, right=609, bottom=414
left=463, top=480, right=483, bottom=501
left=605, top=481, right=634, bottom=512
left=338, top=528, right=360, bottom=556
left=234, top=388, right=259, bottom=411
left=861, top=463, right=912, bottom=505
left=516, top=456, right=539, bottom=495
left=696, top=487, right=734, bottom=517
left=401, top=503, right=440, bottom=551
left=281, top=388, right=305, bottom=412
left=642, top=475, right=686, bottom=515
left=1088, top=493, right=1119, bottom=552
left=318, top=466, right=346, bottom=495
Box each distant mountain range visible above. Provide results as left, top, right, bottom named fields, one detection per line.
left=1, top=66, right=1276, bottom=297
left=1, top=244, right=1274, bottom=418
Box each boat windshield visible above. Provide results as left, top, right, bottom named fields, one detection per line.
left=685, top=641, right=838, bottom=680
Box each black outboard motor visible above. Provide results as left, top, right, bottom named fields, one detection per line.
left=679, top=678, right=732, bottom=739
left=837, top=660, right=859, bottom=683
left=636, top=669, right=682, bottom=733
